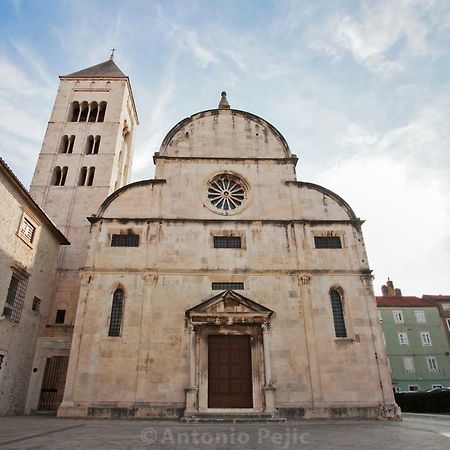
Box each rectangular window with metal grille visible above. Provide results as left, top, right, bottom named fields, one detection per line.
left=213, top=236, right=242, bottom=248
left=55, top=309, right=66, bottom=324
left=111, top=233, right=139, bottom=247
left=212, top=282, right=244, bottom=290
left=2, top=270, right=28, bottom=322
left=32, top=297, right=41, bottom=312
left=314, top=236, right=342, bottom=249
left=20, top=217, right=36, bottom=243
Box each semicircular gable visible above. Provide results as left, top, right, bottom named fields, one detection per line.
left=97, top=179, right=165, bottom=218
left=158, top=109, right=292, bottom=159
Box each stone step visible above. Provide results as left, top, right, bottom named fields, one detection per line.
left=181, top=413, right=286, bottom=423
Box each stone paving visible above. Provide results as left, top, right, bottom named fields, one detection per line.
left=0, top=414, right=449, bottom=449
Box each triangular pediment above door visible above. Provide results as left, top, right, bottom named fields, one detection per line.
left=186, top=290, right=274, bottom=320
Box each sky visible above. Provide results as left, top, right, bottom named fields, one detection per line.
left=1, top=0, right=449, bottom=296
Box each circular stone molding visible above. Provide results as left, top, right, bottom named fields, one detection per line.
left=202, top=172, right=250, bottom=215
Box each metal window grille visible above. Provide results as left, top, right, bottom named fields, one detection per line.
left=314, top=236, right=342, bottom=249
left=111, top=234, right=140, bottom=247
left=108, top=289, right=124, bottom=337
left=32, top=297, right=41, bottom=312
left=330, top=290, right=347, bottom=337
left=55, top=309, right=66, bottom=324
left=213, top=236, right=242, bottom=248
left=2, top=271, right=28, bottom=323
left=211, top=282, right=244, bottom=290
left=20, top=218, right=35, bottom=243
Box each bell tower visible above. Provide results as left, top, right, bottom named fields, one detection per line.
left=25, top=58, right=138, bottom=413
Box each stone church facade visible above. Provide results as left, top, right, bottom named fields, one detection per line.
left=24, top=59, right=398, bottom=420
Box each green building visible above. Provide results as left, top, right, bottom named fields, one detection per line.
left=377, top=282, right=450, bottom=392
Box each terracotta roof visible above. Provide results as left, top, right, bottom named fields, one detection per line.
left=0, top=157, right=69, bottom=245
left=61, top=59, right=127, bottom=78
left=376, top=296, right=436, bottom=307
left=423, top=295, right=450, bottom=302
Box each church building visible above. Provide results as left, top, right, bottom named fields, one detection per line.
left=24, top=58, right=398, bottom=420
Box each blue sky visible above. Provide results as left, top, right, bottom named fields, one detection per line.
left=1, top=0, right=450, bottom=295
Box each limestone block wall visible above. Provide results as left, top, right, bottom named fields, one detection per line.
left=0, top=170, right=62, bottom=415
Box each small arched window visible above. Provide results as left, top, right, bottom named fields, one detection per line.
left=330, top=290, right=347, bottom=338
left=97, top=102, right=107, bottom=122
left=70, top=101, right=80, bottom=122
left=88, top=102, right=98, bottom=122
left=108, top=288, right=124, bottom=337
left=51, top=166, right=61, bottom=185
left=79, top=102, right=89, bottom=122
left=87, top=167, right=95, bottom=186
left=93, top=136, right=101, bottom=154
left=67, top=135, right=75, bottom=153
left=59, top=135, right=69, bottom=153
left=85, top=135, right=94, bottom=155
left=60, top=166, right=68, bottom=186
left=78, top=166, right=87, bottom=186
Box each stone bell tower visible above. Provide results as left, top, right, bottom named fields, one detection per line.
left=25, top=57, right=138, bottom=413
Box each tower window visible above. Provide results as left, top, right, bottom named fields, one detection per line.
left=98, top=102, right=107, bottom=122
left=88, top=101, right=98, bottom=122
left=70, top=101, right=80, bottom=122
left=314, top=236, right=342, bottom=249
left=87, top=167, right=95, bottom=186
left=79, top=101, right=89, bottom=122
left=85, top=136, right=94, bottom=155
left=78, top=166, right=87, bottom=186
left=2, top=269, right=29, bottom=323
left=111, top=233, right=140, bottom=247
left=60, top=135, right=75, bottom=154
left=212, top=282, right=244, bottom=290
left=108, top=288, right=124, bottom=337
left=213, top=236, right=242, bottom=248
left=51, top=166, right=68, bottom=186
left=330, top=289, right=347, bottom=338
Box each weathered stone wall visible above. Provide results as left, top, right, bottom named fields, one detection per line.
left=0, top=169, right=62, bottom=415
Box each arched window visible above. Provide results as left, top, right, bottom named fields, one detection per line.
left=59, top=135, right=69, bottom=153
left=60, top=166, right=68, bottom=186
left=87, top=167, right=95, bottom=186
left=51, top=166, right=61, bottom=185
left=88, top=102, right=98, bottom=122
left=97, top=102, right=107, bottom=122
left=78, top=166, right=87, bottom=186
left=70, top=101, right=80, bottom=122
left=108, top=288, right=124, bottom=336
left=67, top=135, right=75, bottom=153
left=93, top=136, right=101, bottom=154
left=330, top=290, right=347, bottom=338
left=79, top=101, right=89, bottom=122
left=85, top=135, right=94, bottom=155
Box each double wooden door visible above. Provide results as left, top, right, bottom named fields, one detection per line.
left=208, top=334, right=253, bottom=408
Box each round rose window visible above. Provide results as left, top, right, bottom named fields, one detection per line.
left=207, top=174, right=246, bottom=212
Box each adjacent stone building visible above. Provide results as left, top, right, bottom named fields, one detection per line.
left=23, top=58, right=397, bottom=419
left=377, top=280, right=450, bottom=392
left=0, top=158, right=68, bottom=415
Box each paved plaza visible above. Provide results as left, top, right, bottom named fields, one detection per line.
left=0, top=414, right=449, bottom=449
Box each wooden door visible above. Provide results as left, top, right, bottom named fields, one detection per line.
left=38, top=356, right=69, bottom=412
left=208, top=334, right=253, bottom=408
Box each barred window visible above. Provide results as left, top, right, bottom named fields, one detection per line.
left=314, top=236, right=342, bottom=249
left=330, top=289, right=347, bottom=338
left=32, top=297, right=41, bottom=312
left=213, top=236, right=242, bottom=248
left=108, top=289, right=124, bottom=337
left=111, top=234, right=140, bottom=247
left=2, top=270, right=29, bottom=322
left=20, top=217, right=36, bottom=243
left=212, top=282, right=244, bottom=290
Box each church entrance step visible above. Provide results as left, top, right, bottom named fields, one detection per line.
left=181, top=413, right=286, bottom=423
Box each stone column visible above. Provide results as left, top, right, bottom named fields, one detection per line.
left=262, top=323, right=276, bottom=414
left=184, top=323, right=198, bottom=415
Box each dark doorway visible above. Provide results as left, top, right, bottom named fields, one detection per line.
left=38, top=356, right=69, bottom=412
left=208, top=334, right=253, bottom=408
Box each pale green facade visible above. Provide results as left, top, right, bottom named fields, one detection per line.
left=378, top=306, right=450, bottom=392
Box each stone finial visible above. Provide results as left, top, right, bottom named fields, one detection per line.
left=218, top=91, right=230, bottom=109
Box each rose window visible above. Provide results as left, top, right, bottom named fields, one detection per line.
left=207, top=174, right=246, bottom=212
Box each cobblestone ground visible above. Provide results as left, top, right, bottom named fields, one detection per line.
left=0, top=414, right=449, bottom=449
